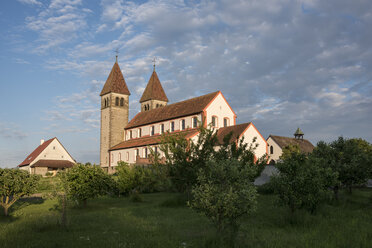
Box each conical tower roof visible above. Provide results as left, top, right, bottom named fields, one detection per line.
left=294, top=127, right=304, bottom=136
left=100, top=61, right=130, bottom=96
left=140, top=70, right=168, bottom=103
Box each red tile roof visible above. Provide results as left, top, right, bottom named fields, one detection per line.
left=140, top=70, right=168, bottom=103
left=31, top=159, right=75, bottom=168
left=269, top=135, right=314, bottom=153
left=100, top=62, right=131, bottom=96
left=216, top=123, right=251, bottom=145
left=126, top=91, right=220, bottom=129
left=18, top=138, right=55, bottom=167
left=110, top=129, right=199, bottom=150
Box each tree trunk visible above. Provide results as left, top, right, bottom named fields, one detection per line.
left=83, top=199, right=87, bottom=207
left=4, top=206, right=9, bottom=216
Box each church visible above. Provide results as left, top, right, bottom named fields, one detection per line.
left=100, top=58, right=268, bottom=171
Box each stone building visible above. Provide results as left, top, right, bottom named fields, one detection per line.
left=266, top=128, right=314, bottom=164
left=100, top=59, right=268, bottom=171
left=18, top=137, right=75, bottom=175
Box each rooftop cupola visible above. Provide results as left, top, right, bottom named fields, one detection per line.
left=294, top=127, right=304, bottom=140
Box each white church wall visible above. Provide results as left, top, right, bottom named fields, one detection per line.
left=242, top=124, right=268, bottom=160
left=204, top=92, right=235, bottom=129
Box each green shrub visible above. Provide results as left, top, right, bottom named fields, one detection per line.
left=256, top=181, right=275, bottom=195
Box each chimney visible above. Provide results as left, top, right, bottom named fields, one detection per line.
left=40, top=139, right=45, bottom=145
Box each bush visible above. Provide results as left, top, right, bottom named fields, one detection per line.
left=256, top=181, right=275, bottom=195
left=60, top=163, right=114, bottom=206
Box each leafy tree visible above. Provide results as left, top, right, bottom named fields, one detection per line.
left=190, top=158, right=258, bottom=244
left=159, top=124, right=217, bottom=198
left=0, top=168, right=40, bottom=216
left=272, top=150, right=336, bottom=214
left=60, top=163, right=113, bottom=207
left=280, top=143, right=301, bottom=161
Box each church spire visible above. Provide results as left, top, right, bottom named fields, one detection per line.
left=140, top=70, right=168, bottom=103
left=100, top=59, right=130, bottom=96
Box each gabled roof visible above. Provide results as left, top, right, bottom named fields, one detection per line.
left=110, top=129, right=199, bottom=150
left=268, top=135, right=314, bottom=153
left=31, top=159, right=75, bottom=168
left=140, top=70, right=168, bottom=103
left=18, top=138, right=55, bottom=167
left=126, top=91, right=220, bottom=129
left=216, top=123, right=251, bottom=145
left=100, top=62, right=131, bottom=96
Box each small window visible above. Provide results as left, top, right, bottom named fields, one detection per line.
left=144, top=148, right=148, bottom=158
left=151, top=126, right=155, bottom=136
left=136, top=149, right=139, bottom=157
left=224, top=118, right=229, bottom=127
left=171, top=121, right=175, bottom=132
left=115, top=97, right=119, bottom=106
left=270, top=146, right=274, bottom=154
left=155, top=146, right=158, bottom=155
left=193, top=117, right=198, bottom=128
left=53, top=146, right=56, bottom=150
left=138, top=128, right=142, bottom=137
left=212, top=116, right=217, bottom=127
left=160, top=124, right=164, bottom=134
left=156, top=104, right=159, bottom=108
left=119, top=153, right=122, bottom=161
left=130, top=130, right=132, bottom=139
left=120, top=98, right=124, bottom=106
left=126, top=152, right=129, bottom=160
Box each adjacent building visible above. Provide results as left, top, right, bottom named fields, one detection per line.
left=100, top=60, right=268, bottom=171
left=267, top=128, right=314, bottom=164
left=18, top=137, right=75, bottom=175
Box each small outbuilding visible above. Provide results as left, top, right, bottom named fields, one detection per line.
left=267, top=128, right=314, bottom=164
left=18, top=137, right=75, bottom=176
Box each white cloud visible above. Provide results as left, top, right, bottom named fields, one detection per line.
left=17, top=0, right=42, bottom=6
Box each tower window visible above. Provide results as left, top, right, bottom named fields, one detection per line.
left=192, top=117, right=198, bottom=128
left=151, top=126, right=155, bottom=136
left=107, top=98, right=109, bottom=107
left=120, top=98, right=124, bottom=106
left=181, top=119, right=185, bottom=130
left=270, top=146, right=274, bottom=154
left=170, top=121, right=175, bottom=132
left=160, top=124, right=164, bottom=134
left=115, top=97, right=119, bottom=106
left=212, top=116, right=218, bottom=127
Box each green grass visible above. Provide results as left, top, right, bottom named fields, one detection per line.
left=1, top=189, right=372, bottom=248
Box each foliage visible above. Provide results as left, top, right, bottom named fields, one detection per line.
left=60, top=163, right=113, bottom=206
left=272, top=151, right=336, bottom=214
left=280, top=144, right=301, bottom=161
left=190, top=158, right=258, bottom=243
left=256, top=181, right=276, bottom=195
left=159, top=124, right=217, bottom=196
left=312, top=137, right=372, bottom=195
left=0, top=168, right=40, bottom=216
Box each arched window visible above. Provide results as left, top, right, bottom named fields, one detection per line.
left=147, top=104, right=150, bottom=110
left=115, top=97, right=119, bottom=106
left=192, top=117, right=198, bottom=128
left=126, top=152, right=129, bottom=160
left=160, top=123, right=164, bottom=134
left=120, top=98, right=124, bottom=106
left=170, top=121, right=175, bottom=132
left=270, top=146, right=274, bottom=154
left=106, top=98, right=109, bottom=107
left=144, top=148, right=148, bottom=158
left=212, top=116, right=218, bottom=127
left=138, top=128, right=142, bottom=137
left=180, top=119, right=185, bottom=130
left=151, top=126, right=155, bottom=136
left=223, top=117, right=229, bottom=127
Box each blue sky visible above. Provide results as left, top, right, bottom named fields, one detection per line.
left=1, top=0, right=372, bottom=167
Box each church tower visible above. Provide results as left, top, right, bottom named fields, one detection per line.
left=100, top=57, right=130, bottom=168
left=140, top=67, right=168, bottom=112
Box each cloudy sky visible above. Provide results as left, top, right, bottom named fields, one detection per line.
left=0, top=0, right=371, bottom=167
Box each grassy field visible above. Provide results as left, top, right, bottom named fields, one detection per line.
left=1, top=188, right=372, bottom=248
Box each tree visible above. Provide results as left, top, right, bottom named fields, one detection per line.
left=159, top=124, right=217, bottom=198
left=272, top=150, right=336, bottom=214
left=190, top=158, right=258, bottom=244
left=0, top=168, right=40, bottom=216
left=60, top=163, right=113, bottom=206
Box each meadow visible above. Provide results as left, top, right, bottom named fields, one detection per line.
left=1, top=183, right=372, bottom=248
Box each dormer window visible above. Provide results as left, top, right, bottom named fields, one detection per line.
left=151, top=126, right=155, bottom=136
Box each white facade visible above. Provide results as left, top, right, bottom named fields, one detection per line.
left=266, top=136, right=283, bottom=163
left=241, top=124, right=268, bottom=160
